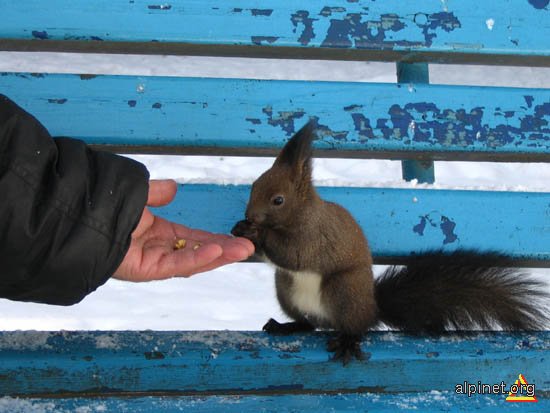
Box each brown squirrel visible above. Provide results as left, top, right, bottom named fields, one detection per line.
left=231, top=122, right=549, bottom=364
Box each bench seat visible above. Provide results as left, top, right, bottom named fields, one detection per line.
left=1, top=330, right=548, bottom=410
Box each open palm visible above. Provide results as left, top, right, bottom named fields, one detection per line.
left=113, top=180, right=254, bottom=282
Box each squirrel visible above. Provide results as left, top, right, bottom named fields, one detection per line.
left=231, top=122, right=549, bottom=364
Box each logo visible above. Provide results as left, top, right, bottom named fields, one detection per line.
left=455, top=373, right=537, bottom=402
left=506, top=374, right=537, bottom=403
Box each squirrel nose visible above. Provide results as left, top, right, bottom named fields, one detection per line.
left=246, top=211, right=265, bottom=224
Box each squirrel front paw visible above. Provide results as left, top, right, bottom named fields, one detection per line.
left=327, top=334, right=369, bottom=366
left=231, top=219, right=259, bottom=242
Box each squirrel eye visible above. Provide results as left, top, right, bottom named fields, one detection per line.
left=272, top=195, right=285, bottom=206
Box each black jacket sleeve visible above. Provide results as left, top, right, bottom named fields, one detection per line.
left=0, top=95, right=149, bottom=305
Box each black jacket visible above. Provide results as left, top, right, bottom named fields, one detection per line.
left=0, top=95, right=149, bottom=305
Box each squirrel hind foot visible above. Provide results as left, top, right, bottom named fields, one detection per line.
left=327, top=334, right=368, bottom=366
left=262, top=318, right=315, bottom=335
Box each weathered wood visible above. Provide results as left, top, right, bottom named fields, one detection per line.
left=0, top=331, right=548, bottom=398
left=1, top=0, right=549, bottom=66
left=1, top=73, right=549, bottom=160
left=151, top=184, right=550, bottom=267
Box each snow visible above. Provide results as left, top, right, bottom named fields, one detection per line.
left=0, top=52, right=549, bottom=331
left=0, top=398, right=57, bottom=413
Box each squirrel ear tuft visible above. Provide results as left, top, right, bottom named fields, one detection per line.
left=274, top=121, right=316, bottom=172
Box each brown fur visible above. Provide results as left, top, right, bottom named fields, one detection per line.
left=231, top=122, right=549, bottom=363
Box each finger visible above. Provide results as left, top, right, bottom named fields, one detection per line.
left=218, top=237, right=255, bottom=260
left=172, top=224, right=255, bottom=256
left=173, top=225, right=225, bottom=242
left=147, top=179, right=178, bottom=207
left=180, top=239, right=254, bottom=274
left=231, top=237, right=255, bottom=257
left=162, top=243, right=223, bottom=278
left=131, top=208, right=155, bottom=238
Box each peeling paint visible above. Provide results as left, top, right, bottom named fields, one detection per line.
left=291, top=11, right=317, bottom=46
left=245, top=118, right=261, bottom=125
left=147, top=4, right=171, bottom=10
left=31, top=30, right=49, bottom=40
left=309, top=116, right=349, bottom=140
left=251, top=36, right=279, bottom=45
left=419, top=12, right=462, bottom=47
left=440, top=216, right=458, bottom=244
left=414, top=13, right=428, bottom=25
left=346, top=99, right=549, bottom=149
left=250, top=9, right=273, bottom=17
left=128, top=100, right=137, bottom=107
left=528, top=0, right=549, bottom=9
left=350, top=113, right=376, bottom=141
left=320, top=6, right=346, bottom=17
left=320, top=11, right=460, bottom=49
left=79, top=74, right=97, bottom=80
left=322, top=13, right=401, bottom=49
left=413, top=216, right=428, bottom=236
left=47, top=98, right=67, bottom=104
left=152, top=102, right=162, bottom=109
left=262, top=106, right=305, bottom=135
left=62, top=34, right=103, bottom=41
left=344, top=104, right=363, bottom=112
left=413, top=213, right=457, bottom=245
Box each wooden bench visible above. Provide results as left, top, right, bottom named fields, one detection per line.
left=1, top=0, right=549, bottom=410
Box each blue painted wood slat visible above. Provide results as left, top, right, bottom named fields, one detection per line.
left=0, top=331, right=548, bottom=399
left=154, top=184, right=550, bottom=265
left=1, top=0, right=549, bottom=65
left=1, top=392, right=547, bottom=412
left=1, top=73, right=549, bottom=160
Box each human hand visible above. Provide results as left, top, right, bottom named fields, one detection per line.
left=113, top=180, right=254, bottom=282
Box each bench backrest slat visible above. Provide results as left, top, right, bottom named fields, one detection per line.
left=149, top=184, right=550, bottom=267
left=1, top=0, right=550, bottom=66
left=1, top=72, right=548, bottom=161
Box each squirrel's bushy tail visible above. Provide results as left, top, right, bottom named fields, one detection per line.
left=374, top=251, right=549, bottom=333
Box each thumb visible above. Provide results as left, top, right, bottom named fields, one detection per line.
left=147, top=179, right=178, bottom=207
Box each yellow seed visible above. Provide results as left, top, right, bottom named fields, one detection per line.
left=193, top=243, right=202, bottom=250
left=174, top=239, right=187, bottom=250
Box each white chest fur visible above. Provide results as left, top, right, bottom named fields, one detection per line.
left=288, top=271, right=329, bottom=321
left=260, top=254, right=330, bottom=322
